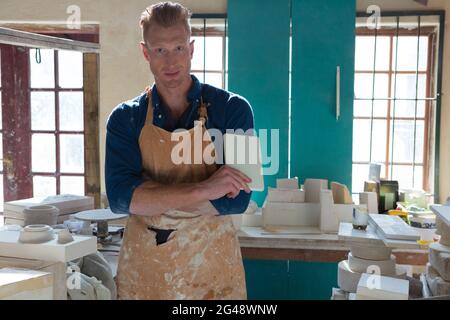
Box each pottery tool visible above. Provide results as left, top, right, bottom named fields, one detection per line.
left=74, top=209, right=127, bottom=244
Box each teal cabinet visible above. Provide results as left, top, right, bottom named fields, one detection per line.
left=291, top=0, right=356, bottom=189
left=228, top=0, right=290, bottom=206
left=243, top=259, right=338, bottom=300
left=229, top=0, right=356, bottom=300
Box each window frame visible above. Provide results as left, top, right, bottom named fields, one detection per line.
left=354, top=10, right=445, bottom=202
left=0, top=26, right=101, bottom=209
left=191, top=14, right=227, bottom=89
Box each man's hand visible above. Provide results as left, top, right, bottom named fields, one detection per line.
left=197, top=165, right=252, bottom=200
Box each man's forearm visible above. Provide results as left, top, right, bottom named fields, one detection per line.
left=129, top=181, right=211, bottom=217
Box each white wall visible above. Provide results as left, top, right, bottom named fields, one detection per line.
left=0, top=0, right=227, bottom=195
left=0, top=0, right=448, bottom=203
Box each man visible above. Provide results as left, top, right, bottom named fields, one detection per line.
left=105, top=2, right=254, bottom=299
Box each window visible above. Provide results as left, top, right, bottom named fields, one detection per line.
left=0, top=48, right=3, bottom=211
left=191, top=15, right=227, bottom=89
left=352, top=14, right=443, bottom=199
left=0, top=26, right=100, bottom=212
left=30, top=48, right=85, bottom=197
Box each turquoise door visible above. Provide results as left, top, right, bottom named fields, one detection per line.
left=228, top=0, right=356, bottom=299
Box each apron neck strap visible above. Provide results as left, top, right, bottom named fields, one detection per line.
left=145, top=85, right=209, bottom=126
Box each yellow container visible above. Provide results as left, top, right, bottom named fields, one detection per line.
left=388, top=210, right=410, bottom=224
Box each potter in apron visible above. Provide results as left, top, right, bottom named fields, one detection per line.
left=116, top=88, right=247, bottom=300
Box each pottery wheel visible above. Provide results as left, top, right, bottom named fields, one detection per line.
left=74, top=209, right=127, bottom=241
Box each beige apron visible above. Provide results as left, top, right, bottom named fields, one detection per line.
left=116, top=88, right=247, bottom=300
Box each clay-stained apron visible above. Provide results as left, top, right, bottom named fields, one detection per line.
left=116, top=88, right=247, bottom=299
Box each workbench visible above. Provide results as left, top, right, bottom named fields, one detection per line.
left=238, top=226, right=429, bottom=265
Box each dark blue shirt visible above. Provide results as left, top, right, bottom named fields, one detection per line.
left=105, top=75, right=254, bottom=215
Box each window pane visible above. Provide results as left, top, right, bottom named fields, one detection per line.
left=33, top=176, right=56, bottom=197
left=355, top=36, right=375, bottom=71
left=414, top=120, right=425, bottom=163
left=192, top=72, right=204, bottom=83
left=32, top=134, right=56, bottom=172
left=353, top=119, right=371, bottom=162
left=371, top=120, right=387, bottom=164
left=392, top=74, right=426, bottom=99
left=0, top=174, right=3, bottom=213
left=204, top=73, right=223, bottom=88
left=390, top=119, right=424, bottom=164
left=60, top=176, right=85, bottom=195
left=355, top=36, right=390, bottom=71
left=59, top=92, right=84, bottom=131
left=0, top=133, right=2, bottom=172
left=205, top=37, right=223, bottom=70
left=60, top=134, right=84, bottom=173
left=191, top=36, right=205, bottom=71
left=0, top=92, right=2, bottom=130
left=391, top=100, right=425, bottom=118
left=354, top=73, right=389, bottom=99
left=31, top=91, right=55, bottom=130
left=393, top=36, right=428, bottom=72
left=354, top=99, right=372, bottom=117
left=58, top=50, right=83, bottom=88
left=30, top=49, right=55, bottom=88
left=392, top=165, right=414, bottom=190
left=391, top=120, right=415, bottom=163
left=352, top=164, right=369, bottom=193
left=413, top=165, right=424, bottom=190
left=373, top=99, right=388, bottom=118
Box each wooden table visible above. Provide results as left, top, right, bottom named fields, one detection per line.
left=238, top=227, right=429, bottom=266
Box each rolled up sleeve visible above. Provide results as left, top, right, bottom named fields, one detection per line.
left=105, top=105, right=145, bottom=215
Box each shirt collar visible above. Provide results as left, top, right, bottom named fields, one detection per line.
left=150, top=74, right=202, bottom=113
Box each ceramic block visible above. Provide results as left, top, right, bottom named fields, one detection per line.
left=319, top=190, right=359, bottom=233
left=338, top=222, right=386, bottom=247
left=276, top=178, right=299, bottom=189
left=266, top=187, right=305, bottom=203
left=0, top=256, right=66, bottom=300
left=425, top=263, right=450, bottom=296
left=356, top=273, right=409, bottom=300
left=4, top=195, right=94, bottom=218
left=369, top=214, right=421, bottom=241
left=337, top=260, right=362, bottom=293
left=435, top=216, right=450, bottom=237
left=337, top=260, right=407, bottom=293
left=242, top=211, right=263, bottom=227
left=350, top=245, right=392, bottom=261
left=0, top=268, right=53, bottom=300
left=224, top=133, right=264, bottom=191
left=348, top=252, right=396, bottom=276
left=304, top=179, right=328, bottom=203
left=262, top=202, right=320, bottom=227
left=0, top=229, right=97, bottom=263
left=319, top=190, right=338, bottom=233
left=428, top=242, right=450, bottom=281
left=431, top=205, right=450, bottom=228
left=359, top=192, right=378, bottom=214
left=4, top=213, right=76, bottom=227
left=440, top=234, right=450, bottom=247
left=331, top=182, right=353, bottom=204
left=331, top=287, right=348, bottom=300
